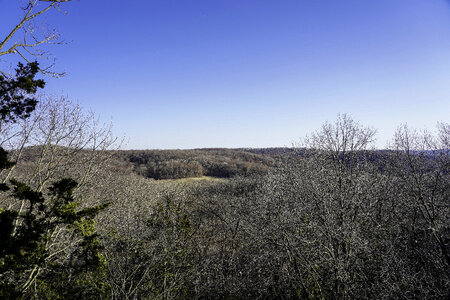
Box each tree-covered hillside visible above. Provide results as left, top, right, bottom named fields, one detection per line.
left=117, top=148, right=278, bottom=179
left=2, top=113, right=449, bottom=299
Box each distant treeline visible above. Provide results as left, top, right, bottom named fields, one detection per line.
left=117, top=149, right=279, bottom=179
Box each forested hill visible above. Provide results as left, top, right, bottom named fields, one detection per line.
left=115, top=148, right=282, bottom=180
left=113, top=148, right=414, bottom=180
left=17, top=146, right=441, bottom=182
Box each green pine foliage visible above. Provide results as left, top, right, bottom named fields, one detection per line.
left=0, top=62, right=45, bottom=122
left=0, top=178, right=110, bottom=299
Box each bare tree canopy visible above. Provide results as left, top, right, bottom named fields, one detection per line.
left=0, top=0, right=75, bottom=77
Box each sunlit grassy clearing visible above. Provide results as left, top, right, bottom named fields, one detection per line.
left=155, top=176, right=227, bottom=183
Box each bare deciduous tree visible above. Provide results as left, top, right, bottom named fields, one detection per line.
left=0, top=0, right=74, bottom=77
left=1, top=95, right=117, bottom=192
left=393, top=123, right=450, bottom=268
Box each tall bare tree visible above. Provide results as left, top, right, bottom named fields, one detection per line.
left=0, top=95, right=117, bottom=192
left=393, top=123, right=450, bottom=269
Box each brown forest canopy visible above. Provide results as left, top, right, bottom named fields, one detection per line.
left=116, top=148, right=279, bottom=179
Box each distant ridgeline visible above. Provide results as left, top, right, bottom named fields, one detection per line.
left=117, top=148, right=281, bottom=180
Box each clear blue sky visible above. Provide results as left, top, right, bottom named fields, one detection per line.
left=1, top=0, right=450, bottom=149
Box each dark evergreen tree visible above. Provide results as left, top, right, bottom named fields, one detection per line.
left=0, top=62, right=45, bottom=122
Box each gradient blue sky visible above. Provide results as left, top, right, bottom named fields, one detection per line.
left=1, top=0, right=450, bottom=149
